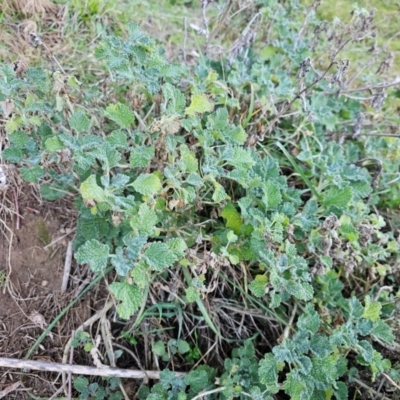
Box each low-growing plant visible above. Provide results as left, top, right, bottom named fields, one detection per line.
left=1, top=0, right=399, bottom=398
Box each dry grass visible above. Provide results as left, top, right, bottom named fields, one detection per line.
left=3, top=0, right=58, bottom=18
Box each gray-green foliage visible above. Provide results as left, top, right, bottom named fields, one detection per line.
left=1, top=1, right=399, bottom=398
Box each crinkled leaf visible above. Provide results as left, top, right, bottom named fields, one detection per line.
left=322, top=186, right=353, bottom=209
left=371, top=320, right=395, bottom=344
left=258, top=353, right=279, bottom=393
left=111, top=247, right=133, bottom=276
left=109, top=282, right=142, bottom=319
left=45, top=136, right=64, bottom=152
left=9, top=131, right=30, bottom=148
left=69, top=111, right=90, bottom=133
left=249, top=275, right=268, bottom=298
left=130, top=145, right=155, bottom=168
left=105, top=103, right=135, bottom=129
left=167, top=238, right=187, bottom=257
left=75, top=239, right=110, bottom=272
left=21, top=166, right=44, bottom=183
left=132, top=173, right=162, bottom=196
left=262, top=181, right=282, bottom=208
left=106, top=130, right=127, bottom=148
left=297, top=304, right=320, bottom=333
left=185, top=93, right=214, bottom=116
left=1, top=147, right=23, bottom=163
left=221, top=203, right=242, bottom=234
left=362, top=295, right=381, bottom=321
left=80, top=175, right=106, bottom=202
left=212, top=182, right=228, bottom=202
left=130, top=203, right=158, bottom=235
left=143, top=242, right=178, bottom=271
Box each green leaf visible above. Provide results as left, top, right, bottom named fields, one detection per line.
left=69, top=111, right=90, bottom=133
left=21, top=166, right=44, bottom=183
left=162, top=82, right=186, bottom=115
left=143, top=242, right=178, bottom=271
left=130, top=145, right=155, bottom=168
left=152, top=341, right=166, bottom=356
left=9, top=131, right=30, bottom=148
left=185, top=93, right=214, bottom=115
left=105, top=103, right=135, bottom=129
left=297, top=304, right=320, bottom=333
left=167, top=238, right=187, bottom=257
left=106, top=130, right=127, bottom=148
left=311, top=355, right=339, bottom=388
left=249, top=275, right=268, bottom=298
left=75, top=239, right=110, bottom=271
left=221, top=203, right=243, bottom=234
left=109, top=282, right=143, bottom=319
left=371, top=320, right=395, bottom=344
left=258, top=353, right=279, bottom=393
left=45, top=136, right=64, bottom=152
left=362, top=295, right=381, bottom=321
left=111, top=247, right=133, bottom=276
left=132, top=173, right=162, bottom=196
left=80, top=175, right=106, bottom=203
left=130, top=203, right=158, bottom=235
left=334, top=381, right=348, bottom=400
left=322, top=187, right=353, bottom=209
left=74, top=376, right=89, bottom=392
left=262, top=181, right=282, bottom=208
left=177, top=340, right=190, bottom=354
left=186, top=287, right=199, bottom=302
left=212, top=182, right=228, bottom=202
left=283, top=371, right=307, bottom=400
left=1, top=147, right=23, bottom=163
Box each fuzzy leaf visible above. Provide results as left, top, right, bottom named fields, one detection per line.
left=362, top=295, right=381, bottom=321
left=80, top=175, right=106, bottom=203
left=262, top=181, right=282, bottom=208
left=21, top=166, right=44, bottom=183
left=69, top=111, right=90, bottom=133
left=221, top=203, right=243, bottom=234
left=143, top=242, right=178, bottom=271
left=258, top=353, right=279, bottom=393
left=130, top=203, right=158, bottom=235
left=132, top=173, right=162, bottom=196
left=249, top=275, right=268, bottom=298
left=1, top=147, right=23, bottom=163
left=45, top=136, right=64, bottom=152
left=105, top=103, right=135, bottom=129
left=212, top=182, right=228, bottom=202
left=75, top=239, right=110, bottom=271
left=109, top=282, right=142, bottom=319
left=106, top=130, right=127, bottom=148
left=185, top=93, right=214, bottom=115
left=371, top=320, right=395, bottom=344
left=9, top=131, right=30, bottom=148
left=322, top=186, right=353, bottom=209
left=130, top=145, right=155, bottom=168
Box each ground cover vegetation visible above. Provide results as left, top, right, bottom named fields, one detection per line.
left=0, top=0, right=400, bottom=399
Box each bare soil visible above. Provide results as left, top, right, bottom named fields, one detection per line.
left=0, top=188, right=88, bottom=399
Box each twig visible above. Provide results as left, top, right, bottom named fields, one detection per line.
left=0, top=357, right=187, bottom=380
left=190, top=386, right=226, bottom=400
left=12, top=187, right=19, bottom=230
left=43, top=228, right=76, bottom=250
left=0, top=382, right=21, bottom=399
left=61, top=241, right=73, bottom=293
left=352, top=377, right=391, bottom=400
left=68, top=330, right=75, bottom=400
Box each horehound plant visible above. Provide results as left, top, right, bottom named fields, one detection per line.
left=1, top=0, right=400, bottom=398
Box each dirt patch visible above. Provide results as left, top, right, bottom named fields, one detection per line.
left=0, top=187, right=90, bottom=398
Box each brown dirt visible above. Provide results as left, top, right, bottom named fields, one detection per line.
left=0, top=186, right=92, bottom=399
